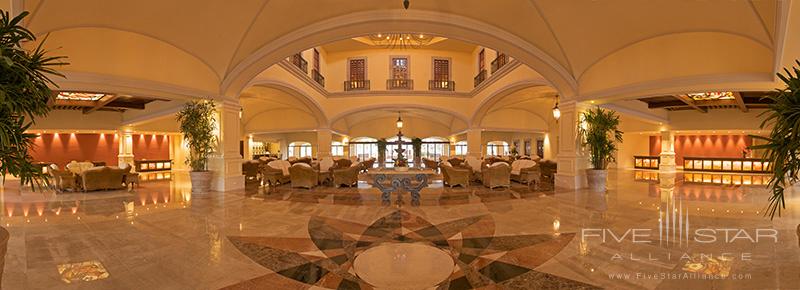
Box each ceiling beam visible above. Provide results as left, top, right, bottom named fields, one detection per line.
left=83, top=94, right=120, bottom=114
left=733, top=92, right=748, bottom=112
left=674, top=95, right=708, bottom=113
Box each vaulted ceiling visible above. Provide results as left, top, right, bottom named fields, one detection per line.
left=17, top=0, right=795, bottom=100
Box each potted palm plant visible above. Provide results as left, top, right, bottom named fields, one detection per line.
left=578, top=107, right=623, bottom=192
left=377, top=138, right=387, bottom=168
left=411, top=137, right=422, bottom=167
left=749, top=60, right=800, bottom=220
left=176, top=100, right=217, bottom=193
left=0, top=10, right=66, bottom=284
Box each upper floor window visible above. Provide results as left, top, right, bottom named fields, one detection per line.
left=391, top=57, right=409, bottom=79
left=478, top=49, right=485, bottom=71
left=433, top=58, right=450, bottom=81
left=313, top=49, right=321, bottom=72
left=349, top=58, right=366, bottom=81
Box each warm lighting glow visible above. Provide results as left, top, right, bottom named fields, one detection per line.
left=396, top=113, right=404, bottom=129
left=56, top=91, right=106, bottom=101
left=552, top=96, right=560, bottom=120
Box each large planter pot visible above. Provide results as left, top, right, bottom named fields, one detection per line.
left=190, top=171, right=212, bottom=193
left=585, top=169, right=608, bottom=192
left=0, top=226, right=8, bottom=285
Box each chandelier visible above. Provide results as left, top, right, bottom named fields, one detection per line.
left=56, top=92, right=106, bottom=101
left=367, top=33, right=434, bottom=49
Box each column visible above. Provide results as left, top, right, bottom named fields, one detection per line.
left=118, top=128, right=134, bottom=168
left=466, top=129, right=482, bottom=158
left=243, top=134, right=253, bottom=160
left=317, top=129, right=333, bottom=158
left=555, top=100, right=590, bottom=189
left=659, top=130, right=676, bottom=172
left=207, top=99, right=245, bottom=192
left=543, top=133, right=554, bottom=160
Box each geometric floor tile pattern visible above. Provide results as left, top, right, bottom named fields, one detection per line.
left=223, top=210, right=600, bottom=289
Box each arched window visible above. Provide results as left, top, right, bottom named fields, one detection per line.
left=331, top=141, right=344, bottom=157
left=421, top=137, right=450, bottom=160
left=454, top=141, right=468, bottom=156
left=288, top=142, right=312, bottom=157
left=486, top=141, right=509, bottom=156
left=350, top=137, right=378, bottom=160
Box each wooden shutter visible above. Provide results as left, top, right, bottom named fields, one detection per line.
left=349, top=59, right=365, bottom=81
left=433, top=59, right=450, bottom=81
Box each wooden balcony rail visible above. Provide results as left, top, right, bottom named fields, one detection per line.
left=491, top=55, right=509, bottom=73
left=429, top=80, right=455, bottom=91
left=344, top=79, right=370, bottom=91
left=387, top=79, right=413, bottom=90
left=474, top=69, right=487, bottom=87
left=312, top=69, right=325, bottom=87
left=290, top=53, right=308, bottom=73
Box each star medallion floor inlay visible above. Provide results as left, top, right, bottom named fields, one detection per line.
left=223, top=209, right=598, bottom=289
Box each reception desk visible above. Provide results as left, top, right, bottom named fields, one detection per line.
left=134, top=159, right=172, bottom=172
left=683, top=157, right=770, bottom=173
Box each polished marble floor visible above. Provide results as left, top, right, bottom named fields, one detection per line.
left=0, top=170, right=798, bottom=289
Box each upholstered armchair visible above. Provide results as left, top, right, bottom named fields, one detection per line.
left=263, top=160, right=291, bottom=186
left=49, top=164, right=78, bottom=192
left=66, top=161, right=94, bottom=175
left=539, top=160, right=558, bottom=182
left=289, top=163, right=318, bottom=189
left=332, top=163, right=360, bottom=187
left=334, top=158, right=353, bottom=169
left=422, top=158, right=439, bottom=172
left=510, top=159, right=540, bottom=186
left=81, top=166, right=127, bottom=191
left=447, top=157, right=465, bottom=167
left=464, top=156, right=484, bottom=182
left=441, top=163, right=470, bottom=188
left=360, top=158, right=375, bottom=172
left=242, top=160, right=261, bottom=186
left=482, top=162, right=511, bottom=189
left=317, top=157, right=335, bottom=185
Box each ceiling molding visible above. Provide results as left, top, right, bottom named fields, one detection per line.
left=577, top=72, right=775, bottom=101
left=55, top=71, right=213, bottom=101
left=599, top=103, right=668, bottom=125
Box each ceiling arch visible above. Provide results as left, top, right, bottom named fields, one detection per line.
left=471, top=81, right=556, bottom=127
left=329, top=103, right=470, bottom=133
left=243, top=81, right=330, bottom=127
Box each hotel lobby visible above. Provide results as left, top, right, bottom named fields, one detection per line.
left=1, top=1, right=800, bottom=289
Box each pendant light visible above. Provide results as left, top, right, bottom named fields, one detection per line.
left=403, top=0, right=410, bottom=9
left=552, top=96, right=561, bottom=121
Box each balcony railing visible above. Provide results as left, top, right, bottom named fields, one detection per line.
left=344, top=79, right=370, bottom=91
left=290, top=53, right=308, bottom=73
left=429, top=80, right=455, bottom=91
left=312, top=69, right=325, bottom=87
left=474, top=69, right=487, bottom=87
left=387, top=79, right=413, bottom=90
left=491, top=55, right=510, bottom=73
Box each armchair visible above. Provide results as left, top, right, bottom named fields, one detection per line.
left=49, top=164, right=78, bottom=192
left=289, top=163, right=318, bottom=189
left=332, top=163, right=360, bottom=187
left=264, top=160, right=291, bottom=186
left=360, top=158, right=375, bottom=172
left=482, top=162, right=511, bottom=189
left=334, top=158, right=353, bottom=169
left=422, top=158, right=439, bottom=172
left=242, top=160, right=261, bottom=186
left=510, top=160, right=540, bottom=186
left=441, top=163, right=470, bottom=188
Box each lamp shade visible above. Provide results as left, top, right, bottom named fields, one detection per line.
left=396, top=118, right=404, bottom=129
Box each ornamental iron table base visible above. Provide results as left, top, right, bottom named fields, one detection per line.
left=373, top=173, right=428, bottom=206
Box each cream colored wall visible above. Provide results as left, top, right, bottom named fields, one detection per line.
left=245, top=109, right=319, bottom=133
left=325, top=48, right=474, bottom=93
left=667, top=109, right=768, bottom=131
left=170, top=134, right=189, bottom=170
left=31, top=110, right=122, bottom=131
left=347, top=117, right=451, bottom=140
left=254, top=131, right=317, bottom=158
left=614, top=133, right=650, bottom=169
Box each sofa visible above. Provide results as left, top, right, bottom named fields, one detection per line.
left=441, top=162, right=470, bottom=188
left=242, top=160, right=261, bottom=186
left=482, top=162, right=511, bottom=189
left=422, top=158, right=439, bottom=172
left=289, top=163, right=318, bottom=189
left=510, top=159, right=540, bottom=186
left=80, top=166, right=128, bottom=191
